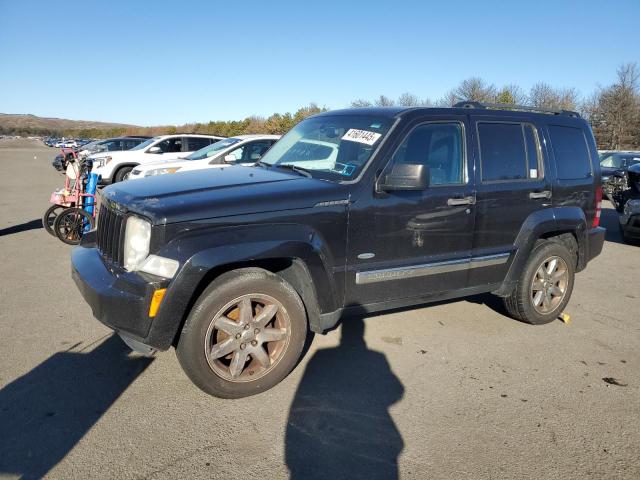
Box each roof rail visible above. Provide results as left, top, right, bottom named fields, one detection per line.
left=453, top=101, right=580, bottom=118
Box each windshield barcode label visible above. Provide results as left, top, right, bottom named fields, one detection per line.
left=342, top=129, right=382, bottom=146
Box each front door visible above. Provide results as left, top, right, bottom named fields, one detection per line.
left=346, top=116, right=476, bottom=306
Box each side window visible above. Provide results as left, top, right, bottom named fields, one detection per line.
left=155, top=138, right=182, bottom=153
left=478, top=122, right=541, bottom=182
left=548, top=125, right=592, bottom=179
left=226, top=145, right=245, bottom=162
left=390, top=122, right=464, bottom=185
left=244, top=141, right=274, bottom=161
left=187, top=137, right=213, bottom=151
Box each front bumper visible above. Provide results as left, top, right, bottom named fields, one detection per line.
left=620, top=215, right=640, bottom=240
left=72, top=245, right=171, bottom=350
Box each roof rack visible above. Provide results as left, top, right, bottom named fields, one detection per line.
left=453, top=101, right=580, bottom=118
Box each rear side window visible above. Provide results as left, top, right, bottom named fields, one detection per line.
left=187, top=137, right=214, bottom=151
left=478, top=123, right=541, bottom=182
left=548, top=125, right=592, bottom=179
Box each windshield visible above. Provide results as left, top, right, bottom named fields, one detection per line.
left=259, top=114, right=393, bottom=181
left=130, top=137, right=160, bottom=151
left=184, top=138, right=241, bottom=160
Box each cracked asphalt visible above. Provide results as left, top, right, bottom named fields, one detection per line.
left=1, top=138, right=639, bottom=479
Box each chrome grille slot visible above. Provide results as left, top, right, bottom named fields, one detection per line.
left=97, top=203, right=125, bottom=265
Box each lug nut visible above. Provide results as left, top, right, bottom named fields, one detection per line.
left=240, top=343, right=246, bottom=350
left=244, top=324, right=251, bottom=330
left=235, top=333, right=241, bottom=339
left=254, top=328, right=260, bottom=334
left=251, top=340, right=258, bottom=346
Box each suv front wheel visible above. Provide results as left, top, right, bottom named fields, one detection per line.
left=503, top=240, right=575, bottom=325
left=176, top=268, right=308, bottom=398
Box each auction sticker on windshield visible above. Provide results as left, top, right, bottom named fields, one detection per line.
left=342, top=129, right=382, bottom=146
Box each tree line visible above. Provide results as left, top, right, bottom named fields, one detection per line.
left=350, top=63, right=640, bottom=150
left=4, top=63, right=638, bottom=150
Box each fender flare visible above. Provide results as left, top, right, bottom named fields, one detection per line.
left=493, top=207, right=587, bottom=297
left=146, top=224, right=339, bottom=348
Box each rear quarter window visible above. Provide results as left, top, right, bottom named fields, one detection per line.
left=548, top=125, right=592, bottom=180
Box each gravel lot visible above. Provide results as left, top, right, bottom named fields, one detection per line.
left=0, top=138, right=638, bottom=480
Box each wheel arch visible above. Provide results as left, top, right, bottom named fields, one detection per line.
left=493, top=207, right=588, bottom=297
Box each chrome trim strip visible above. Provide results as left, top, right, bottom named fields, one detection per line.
left=355, top=253, right=510, bottom=285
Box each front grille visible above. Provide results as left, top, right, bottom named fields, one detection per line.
left=97, top=203, right=125, bottom=265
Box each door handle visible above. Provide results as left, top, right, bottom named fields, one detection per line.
left=447, top=196, right=476, bottom=206
left=529, top=190, right=552, bottom=199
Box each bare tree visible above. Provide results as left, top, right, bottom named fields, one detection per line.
left=452, top=77, right=498, bottom=103
left=351, top=99, right=372, bottom=108
left=589, top=63, right=640, bottom=149
left=397, top=92, right=421, bottom=107
left=528, top=83, right=579, bottom=110
left=374, top=95, right=394, bottom=107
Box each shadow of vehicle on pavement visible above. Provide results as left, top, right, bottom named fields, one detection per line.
left=285, top=316, right=404, bottom=480
left=599, top=205, right=625, bottom=245
left=0, top=335, right=153, bottom=480
left=0, top=219, right=42, bottom=237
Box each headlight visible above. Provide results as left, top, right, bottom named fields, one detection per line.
left=93, top=156, right=112, bottom=168
left=145, top=167, right=181, bottom=177
left=123, top=216, right=151, bottom=271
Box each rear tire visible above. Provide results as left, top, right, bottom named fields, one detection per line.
left=53, top=207, right=94, bottom=245
left=503, top=240, right=575, bottom=325
left=176, top=268, right=308, bottom=398
left=42, top=205, right=64, bottom=236
left=113, top=166, right=134, bottom=183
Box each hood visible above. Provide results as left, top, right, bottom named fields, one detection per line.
left=135, top=157, right=192, bottom=171
left=101, top=165, right=349, bottom=225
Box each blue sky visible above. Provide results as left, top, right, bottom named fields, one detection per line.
left=0, top=0, right=638, bottom=126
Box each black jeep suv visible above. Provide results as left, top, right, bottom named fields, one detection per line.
left=72, top=103, right=605, bottom=398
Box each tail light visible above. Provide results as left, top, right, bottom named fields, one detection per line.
left=592, top=185, right=602, bottom=228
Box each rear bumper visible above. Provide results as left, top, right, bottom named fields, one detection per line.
left=71, top=245, right=171, bottom=350
left=585, top=226, right=605, bottom=263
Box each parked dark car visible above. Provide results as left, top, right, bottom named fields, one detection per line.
left=71, top=103, right=605, bottom=398
left=600, top=151, right=640, bottom=183
left=619, top=162, right=640, bottom=244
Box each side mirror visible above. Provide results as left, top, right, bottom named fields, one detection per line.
left=379, top=163, right=429, bottom=191
left=223, top=154, right=237, bottom=163
left=147, top=146, right=162, bottom=154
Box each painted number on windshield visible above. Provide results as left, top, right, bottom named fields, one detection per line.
left=342, top=129, right=382, bottom=146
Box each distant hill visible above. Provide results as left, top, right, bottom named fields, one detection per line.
left=0, top=113, right=140, bottom=136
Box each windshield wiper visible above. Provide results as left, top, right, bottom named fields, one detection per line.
left=254, top=160, right=272, bottom=169
left=273, top=163, right=312, bottom=178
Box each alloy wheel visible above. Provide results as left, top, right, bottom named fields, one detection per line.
left=530, top=255, right=569, bottom=314
left=204, top=294, right=291, bottom=382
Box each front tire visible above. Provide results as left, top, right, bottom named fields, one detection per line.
left=503, top=240, right=575, bottom=324
left=176, top=268, right=308, bottom=398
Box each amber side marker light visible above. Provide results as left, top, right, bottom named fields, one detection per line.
left=149, top=288, right=167, bottom=317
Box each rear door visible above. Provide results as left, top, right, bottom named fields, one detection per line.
left=469, top=116, right=551, bottom=287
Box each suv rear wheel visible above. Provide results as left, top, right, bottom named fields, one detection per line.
left=503, top=240, right=575, bottom=324
left=176, top=268, right=307, bottom=398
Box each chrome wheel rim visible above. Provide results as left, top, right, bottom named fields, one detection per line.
left=530, top=255, right=568, bottom=314
left=204, top=294, right=291, bottom=382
